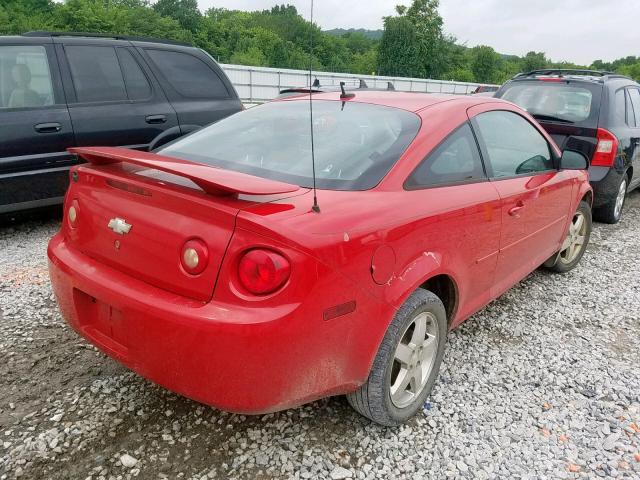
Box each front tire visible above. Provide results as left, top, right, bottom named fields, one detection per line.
left=347, top=289, right=447, bottom=426
left=594, top=174, right=628, bottom=224
left=546, top=200, right=592, bottom=273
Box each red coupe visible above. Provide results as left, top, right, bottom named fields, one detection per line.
left=48, top=91, right=593, bottom=426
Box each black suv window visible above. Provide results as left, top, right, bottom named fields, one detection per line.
left=628, top=88, right=640, bottom=127
left=406, top=123, right=485, bottom=188
left=116, top=49, right=151, bottom=101
left=66, top=46, right=127, bottom=103
left=474, top=111, right=553, bottom=177
left=146, top=49, right=229, bottom=99
left=498, top=81, right=601, bottom=127
left=0, top=45, right=56, bottom=108
left=614, top=89, right=627, bottom=125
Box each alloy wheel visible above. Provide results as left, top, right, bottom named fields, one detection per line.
left=390, top=311, right=440, bottom=408
left=559, top=211, right=588, bottom=265
left=614, top=178, right=627, bottom=220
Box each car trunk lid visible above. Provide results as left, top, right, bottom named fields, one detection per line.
left=64, top=147, right=301, bottom=302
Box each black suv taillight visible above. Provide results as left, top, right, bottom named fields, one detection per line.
left=591, top=128, right=618, bottom=167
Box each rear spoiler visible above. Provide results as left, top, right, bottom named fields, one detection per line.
left=69, top=147, right=300, bottom=196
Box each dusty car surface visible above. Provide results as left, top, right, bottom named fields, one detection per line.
left=48, top=91, right=593, bottom=426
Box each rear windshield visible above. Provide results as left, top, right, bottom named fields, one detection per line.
left=159, top=100, right=420, bottom=191
left=499, top=81, right=600, bottom=125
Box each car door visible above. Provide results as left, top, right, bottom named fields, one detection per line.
left=137, top=46, right=242, bottom=127
left=470, top=107, right=573, bottom=298
left=625, top=87, right=640, bottom=190
left=56, top=40, right=178, bottom=150
left=0, top=40, right=75, bottom=212
left=404, top=122, right=502, bottom=320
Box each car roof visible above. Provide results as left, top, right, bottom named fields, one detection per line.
left=5, top=31, right=193, bottom=49
left=509, top=69, right=633, bottom=85
left=278, top=90, right=506, bottom=113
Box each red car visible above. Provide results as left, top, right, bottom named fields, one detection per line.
left=48, top=92, right=593, bottom=426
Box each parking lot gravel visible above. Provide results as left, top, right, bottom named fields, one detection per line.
left=1, top=192, right=639, bottom=480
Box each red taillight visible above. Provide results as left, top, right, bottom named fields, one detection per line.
left=591, top=128, right=618, bottom=167
left=238, top=249, right=290, bottom=295
left=180, top=239, right=208, bottom=275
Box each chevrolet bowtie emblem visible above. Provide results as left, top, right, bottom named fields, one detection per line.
left=107, top=217, right=132, bottom=235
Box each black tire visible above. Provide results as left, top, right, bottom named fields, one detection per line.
left=593, top=174, right=628, bottom=224
left=347, top=289, right=447, bottom=426
left=545, top=200, right=592, bottom=273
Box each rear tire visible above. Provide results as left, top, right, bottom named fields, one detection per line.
left=594, top=174, right=628, bottom=224
left=347, top=289, right=447, bottom=426
left=545, top=200, right=592, bottom=273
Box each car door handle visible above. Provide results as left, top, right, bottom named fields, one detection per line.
left=34, top=122, right=61, bottom=133
left=145, top=115, right=167, bottom=124
left=508, top=201, right=525, bottom=217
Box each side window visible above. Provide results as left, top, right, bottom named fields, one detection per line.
left=628, top=88, right=640, bottom=127
left=117, top=49, right=152, bottom=101
left=145, top=49, right=229, bottom=99
left=0, top=45, right=55, bottom=109
left=625, top=88, right=636, bottom=126
left=406, top=123, right=485, bottom=188
left=474, top=110, right=554, bottom=178
left=614, top=89, right=627, bottom=125
left=66, top=45, right=127, bottom=103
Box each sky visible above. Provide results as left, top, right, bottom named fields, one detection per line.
left=197, top=0, right=640, bottom=65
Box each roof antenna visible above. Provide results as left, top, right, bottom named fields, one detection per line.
left=308, top=0, right=320, bottom=213
left=340, top=81, right=355, bottom=99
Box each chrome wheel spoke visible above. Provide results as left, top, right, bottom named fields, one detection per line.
left=394, top=343, right=413, bottom=365
left=573, top=215, right=584, bottom=234
left=420, top=335, right=437, bottom=363
left=410, top=313, right=427, bottom=345
left=409, top=371, right=419, bottom=393
left=391, top=367, right=411, bottom=399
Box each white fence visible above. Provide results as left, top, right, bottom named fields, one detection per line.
left=220, top=64, right=490, bottom=103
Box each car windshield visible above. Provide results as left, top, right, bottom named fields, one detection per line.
left=159, top=100, right=421, bottom=191
left=500, top=82, right=595, bottom=123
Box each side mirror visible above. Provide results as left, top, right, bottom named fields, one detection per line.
left=559, top=149, right=589, bottom=170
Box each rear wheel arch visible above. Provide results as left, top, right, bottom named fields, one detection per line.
left=581, top=190, right=593, bottom=207
left=418, top=274, right=458, bottom=327
left=626, top=166, right=633, bottom=184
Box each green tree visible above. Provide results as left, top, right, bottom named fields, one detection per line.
left=153, top=0, right=200, bottom=32
left=406, top=0, right=446, bottom=77
left=521, top=51, right=548, bottom=72
left=470, top=45, right=501, bottom=83
left=619, top=63, right=640, bottom=81
left=378, top=0, right=445, bottom=77
left=378, top=15, right=421, bottom=76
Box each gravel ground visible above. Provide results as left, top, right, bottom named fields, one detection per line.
left=1, top=193, right=639, bottom=480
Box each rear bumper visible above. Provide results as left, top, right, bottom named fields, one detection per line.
left=48, top=233, right=382, bottom=413
left=588, top=166, right=625, bottom=208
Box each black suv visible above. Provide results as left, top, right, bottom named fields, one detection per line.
left=0, top=32, right=242, bottom=215
left=496, top=69, right=640, bottom=223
